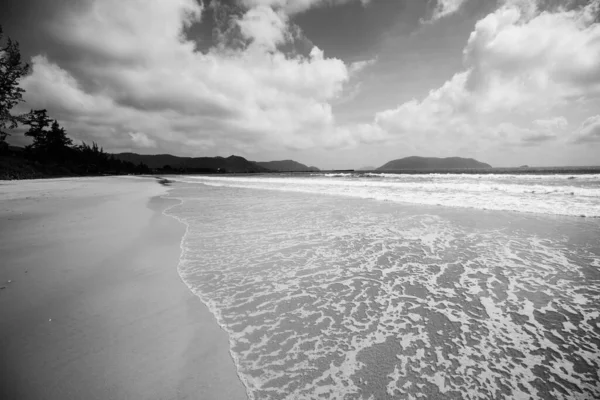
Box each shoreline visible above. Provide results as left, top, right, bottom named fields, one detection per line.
left=162, top=190, right=255, bottom=400
left=154, top=180, right=600, bottom=399
left=0, top=176, right=247, bottom=400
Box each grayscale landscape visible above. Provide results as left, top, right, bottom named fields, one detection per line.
left=1, top=1, right=599, bottom=400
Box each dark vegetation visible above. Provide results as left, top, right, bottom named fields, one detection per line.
left=114, top=153, right=269, bottom=173
left=113, top=154, right=322, bottom=173
left=0, top=26, right=150, bottom=180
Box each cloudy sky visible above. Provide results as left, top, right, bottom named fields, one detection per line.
left=2, top=0, right=600, bottom=168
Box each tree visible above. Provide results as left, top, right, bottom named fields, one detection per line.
left=23, top=109, right=52, bottom=150
left=0, top=26, right=30, bottom=151
left=47, top=120, right=73, bottom=151
left=22, top=110, right=73, bottom=162
left=77, top=141, right=108, bottom=160
left=77, top=141, right=110, bottom=170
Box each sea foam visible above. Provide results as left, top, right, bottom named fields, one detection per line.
left=178, top=173, right=600, bottom=217
left=164, top=183, right=600, bottom=400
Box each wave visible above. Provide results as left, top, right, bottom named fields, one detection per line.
left=177, top=174, right=600, bottom=218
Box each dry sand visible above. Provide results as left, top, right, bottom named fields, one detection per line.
left=0, top=176, right=247, bottom=400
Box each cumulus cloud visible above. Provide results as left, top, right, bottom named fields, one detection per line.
left=572, top=115, right=600, bottom=143
left=13, top=0, right=600, bottom=161
left=237, top=6, right=289, bottom=50
left=19, top=0, right=364, bottom=154
left=463, top=0, right=600, bottom=110
left=348, top=58, right=377, bottom=75
left=129, top=132, right=157, bottom=148
left=240, top=0, right=370, bottom=15
left=367, top=0, right=600, bottom=148
left=486, top=119, right=567, bottom=147
left=533, top=116, right=568, bottom=130
left=429, top=0, right=470, bottom=21
left=21, top=56, right=115, bottom=116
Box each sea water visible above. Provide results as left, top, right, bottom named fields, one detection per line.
left=165, top=173, right=600, bottom=399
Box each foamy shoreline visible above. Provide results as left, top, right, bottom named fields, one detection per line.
left=179, top=173, right=600, bottom=218
left=163, top=180, right=600, bottom=399
left=0, top=176, right=247, bottom=400
left=161, top=189, right=256, bottom=400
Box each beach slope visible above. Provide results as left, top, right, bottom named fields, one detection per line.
left=0, top=177, right=246, bottom=400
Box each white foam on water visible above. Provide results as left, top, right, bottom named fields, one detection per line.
left=177, top=173, right=600, bottom=217
left=386, top=364, right=402, bottom=396
left=159, top=197, right=257, bottom=400
left=161, top=183, right=600, bottom=400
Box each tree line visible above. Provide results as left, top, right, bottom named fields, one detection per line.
left=0, top=26, right=150, bottom=179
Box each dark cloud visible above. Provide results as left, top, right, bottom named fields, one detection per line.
left=0, top=0, right=90, bottom=60
left=185, top=0, right=243, bottom=52
left=0, top=0, right=109, bottom=98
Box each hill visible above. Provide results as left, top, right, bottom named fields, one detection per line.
left=253, top=160, right=319, bottom=172
left=113, top=153, right=269, bottom=173
left=378, top=156, right=491, bottom=170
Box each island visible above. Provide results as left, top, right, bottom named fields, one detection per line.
left=378, top=156, right=492, bottom=170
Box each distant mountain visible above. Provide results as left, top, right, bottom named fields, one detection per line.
left=357, top=166, right=377, bottom=171
left=253, top=160, right=320, bottom=172
left=113, top=153, right=269, bottom=173
left=378, top=156, right=492, bottom=170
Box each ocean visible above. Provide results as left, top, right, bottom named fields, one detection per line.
left=164, top=172, right=600, bottom=400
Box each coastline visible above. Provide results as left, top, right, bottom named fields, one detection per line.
left=0, top=176, right=247, bottom=400
left=161, top=180, right=600, bottom=398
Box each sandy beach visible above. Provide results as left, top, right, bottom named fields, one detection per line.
left=0, top=177, right=247, bottom=400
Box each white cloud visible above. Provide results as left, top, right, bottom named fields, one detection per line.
left=375, top=71, right=470, bottom=134
left=533, top=116, right=568, bottom=130
left=240, top=0, right=369, bottom=15
left=20, top=56, right=114, bottom=116
left=481, top=121, right=561, bottom=148
left=237, top=6, right=289, bottom=50
left=463, top=0, right=600, bottom=111
left=349, top=58, right=377, bottom=75
left=20, top=0, right=363, bottom=154
left=129, top=132, right=157, bottom=148
left=14, top=0, right=600, bottom=163
left=365, top=0, right=600, bottom=149
left=572, top=115, right=600, bottom=143
left=425, top=0, right=469, bottom=22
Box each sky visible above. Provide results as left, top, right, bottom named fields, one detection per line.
left=2, top=0, right=600, bottom=169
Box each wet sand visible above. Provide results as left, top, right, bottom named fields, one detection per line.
left=0, top=177, right=247, bottom=400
